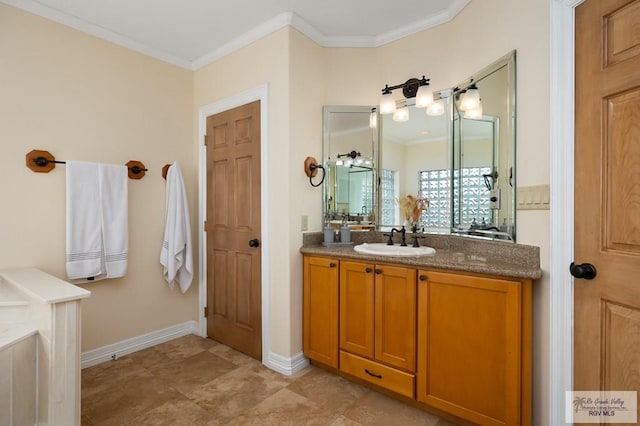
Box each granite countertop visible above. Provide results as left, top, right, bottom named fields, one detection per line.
left=301, top=232, right=542, bottom=280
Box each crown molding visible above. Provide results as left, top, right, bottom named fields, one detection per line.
left=1, top=0, right=192, bottom=69
left=191, top=12, right=293, bottom=70
left=3, top=0, right=473, bottom=70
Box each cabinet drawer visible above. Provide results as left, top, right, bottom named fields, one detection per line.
left=340, top=351, right=414, bottom=398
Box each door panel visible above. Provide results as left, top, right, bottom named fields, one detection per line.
left=207, top=100, right=261, bottom=360
left=374, top=265, right=416, bottom=372
left=339, top=261, right=375, bottom=358
left=575, top=0, right=640, bottom=409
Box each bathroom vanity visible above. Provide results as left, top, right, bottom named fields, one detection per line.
left=301, top=232, right=540, bottom=426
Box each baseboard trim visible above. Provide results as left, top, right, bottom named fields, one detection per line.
left=81, top=321, right=199, bottom=369
left=264, top=351, right=309, bottom=376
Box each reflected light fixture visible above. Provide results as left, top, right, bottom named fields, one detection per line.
left=334, top=150, right=372, bottom=167
left=464, top=99, right=483, bottom=119
left=393, top=105, right=410, bottom=122
left=369, top=107, right=378, bottom=128
left=426, top=99, right=445, bottom=116
left=379, top=76, right=432, bottom=115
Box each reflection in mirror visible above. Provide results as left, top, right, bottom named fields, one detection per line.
left=323, top=106, right=378, bottom=229
left=379, top=97, right=452, bottom=232
left=452, top=50, right=516, bottom=241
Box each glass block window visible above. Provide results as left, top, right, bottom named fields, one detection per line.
left=381, top=169, right=396, bottom=225
left=419, top=167, right=491, bottom=228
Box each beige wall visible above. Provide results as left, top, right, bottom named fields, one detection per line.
left=0, top=4, right=197, bottom=351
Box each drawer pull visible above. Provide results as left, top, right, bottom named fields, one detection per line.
left=419, top=275, right=426, bottom=281
left=374, top=269, right=382, bottom=275
left=365, top=267, right=372, bottom=273
left=329, top=262, right=336, bottom=268
left=365, top=369, right=382, bottom=379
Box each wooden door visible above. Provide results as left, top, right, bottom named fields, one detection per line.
left=574, top=0, right=640, bottom=407
left=416, top=271, right=522, bottom=426
left=339, top=260, right=375, bottom=358
left=206, top=100, right=262, bottom=359
left=374, top=264, right=416, bottom=372
left=303, top=256, right=339, bottom=367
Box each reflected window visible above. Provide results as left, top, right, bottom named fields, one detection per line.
left=420, top=167, right=491, bottom=228
left=381, top=169, right=397, bottom=225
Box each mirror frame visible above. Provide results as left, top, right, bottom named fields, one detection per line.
left=452, top=50, right=517, bottom=241
left=322, top=105, right=379, bottom=226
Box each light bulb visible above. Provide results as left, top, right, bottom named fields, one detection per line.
left=461, top=88, right=480, bottom=111
left=464, top=100, right=483, bottom=119
left=415, top=85, right=433, bottom=108
left=369, top=110, right=378, bottom=128
left=426, top=99, right=445, bottom=116
left=380, top=92, right=396, bottom=114
left=336, top=159, right=343, bottom=166
left=392, top=106, right=410, bottom=122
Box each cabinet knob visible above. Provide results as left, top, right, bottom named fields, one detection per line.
left=365, top=267, right=372, bottom=273
left=374, top=269, right=382, bottom=275
left=329, top=262, right=336, bottom=268
left=419, top=275, right=426, bottom=281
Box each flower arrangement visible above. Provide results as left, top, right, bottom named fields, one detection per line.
left=397, top=194, right=429, bottom=224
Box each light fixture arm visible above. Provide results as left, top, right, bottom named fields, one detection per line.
left=337, top=150, right=361, bottom=159
left=380, top=76, right=430, bottom=99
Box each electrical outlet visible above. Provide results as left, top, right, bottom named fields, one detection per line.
left=490, top=189, right=501, bottom=209
left=301, top=215, right=309, bottom=231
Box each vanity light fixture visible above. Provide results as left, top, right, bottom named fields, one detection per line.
left=460, top=83, right=480, bottom=111
left=379, top=76, right=432, bottom=115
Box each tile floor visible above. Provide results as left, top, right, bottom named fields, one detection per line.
left=81, top=334, right=460, bottom=425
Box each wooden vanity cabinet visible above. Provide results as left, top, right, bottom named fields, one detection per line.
left=339, top=260, right=416, bottom=397
left=416, top=270, right=532, bottom=426
left=302, top=254, right=532, bottom=425
left=302, top=256, right=339, bottom=368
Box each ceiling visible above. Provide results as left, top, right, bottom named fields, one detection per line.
left=2, top=0, right=471, bottom=70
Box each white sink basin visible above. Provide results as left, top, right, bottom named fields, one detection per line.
left=354, top=243, right=436, bottom=257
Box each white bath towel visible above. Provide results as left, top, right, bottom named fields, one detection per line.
left=160, top=162, right=193, bottom=293
left=66, top=161, right=128, bottom=281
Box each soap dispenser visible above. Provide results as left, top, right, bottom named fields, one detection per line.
left=340, top=217, right=350, bottom=243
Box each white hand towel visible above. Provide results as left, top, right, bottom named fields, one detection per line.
left=99, top=163, right=128, bottom=279
left=160, top=162, right=193, bottom=293
left=66, top=161, right=128, bottom=281
left=66, top=161, right=103, bottom=280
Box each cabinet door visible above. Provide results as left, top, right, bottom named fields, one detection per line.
left=374, top=264, right=417, bottom=372
left=416, top=270, right=522, bottom=426
left=340, top=260, right=375, bottom=358
left=303, top=256, right=339, bottom=367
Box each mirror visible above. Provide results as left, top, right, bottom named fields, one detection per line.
left=452, top=51, right=516, bottom=241
left=323, top=106, right=378, bottom=229
left=322, top=51, right=516, bottom=240
left=378, top=98, right=452, bottom=232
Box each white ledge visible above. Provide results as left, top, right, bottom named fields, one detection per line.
left=0, top=267, right=90, bottom=304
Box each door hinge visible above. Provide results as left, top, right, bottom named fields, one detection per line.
left=204, top=306, right=209, bottom=317
left=204, top=134, right=210, bottom=146
left=204, top=220, right=208, bottom=232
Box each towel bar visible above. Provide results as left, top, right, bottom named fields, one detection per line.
left=26, top=149, right=147, bottom=179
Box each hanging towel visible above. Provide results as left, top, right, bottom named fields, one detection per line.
left=160, top=162, right=193, bottom=293
left=66, top=161, right=128, bottom=281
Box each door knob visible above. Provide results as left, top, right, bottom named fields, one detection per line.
left=249, top=238, right=260, bottom=248
left=570, top=262, right=596, bottom=280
